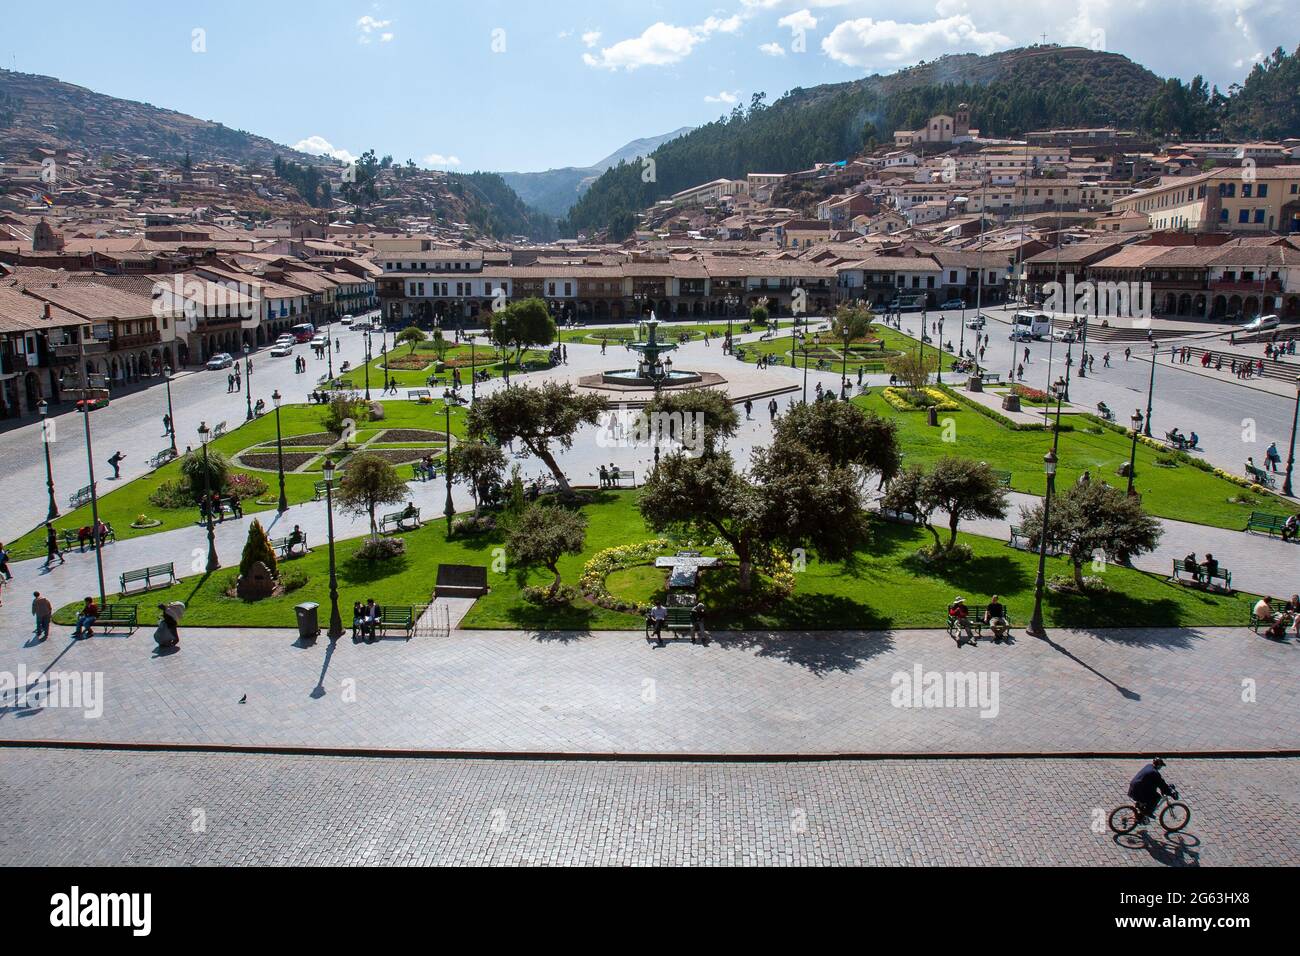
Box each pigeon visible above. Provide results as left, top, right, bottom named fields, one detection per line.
left=238, top=694, right=247, bottom=704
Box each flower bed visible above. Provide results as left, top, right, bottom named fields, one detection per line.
left=383, top=356, right=431, bottom=370
left=351, top=448, right=429, bottom=467
left=240, top=452, right=316, bottom=471
left=1011, top=384, right=1051, bottom=404
left=377, top=429, right=446, bottom=443
left=881, top=386, right=960, bottom=412
left=259, top=432, right=335, bottom=448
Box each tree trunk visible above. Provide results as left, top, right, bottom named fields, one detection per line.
left=947, top=514, right=960, bottom=550
left=736, top=539, right=753, bottom=593
left=368, top=501, right=377, bottom=536
left=528, top=443, right=571, bottom=494
left=925, top=519, right=943, bottom=551
left=1072, top=558, right=1086, bottom=590
left=546, top=562, right=561, bottom=597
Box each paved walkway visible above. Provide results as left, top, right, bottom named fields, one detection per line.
left=2, top=622, right=1296, bottom=755
left=0, top=749, right=1294, bottom=865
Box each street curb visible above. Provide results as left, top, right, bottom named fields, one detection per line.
left=1, top=739, right=1297, bottom=763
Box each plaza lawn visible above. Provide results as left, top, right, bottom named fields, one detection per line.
left=54, top=491, right=1255, bottom=631
left=853, top=390, right=1296, bottom=531
left=736, top=322, right=957, bottom=372
left=9, top=400, right=469, bottom=559
left=556, top=319, right=797, bottom=346
left=347, top=345, right=551, bottom=390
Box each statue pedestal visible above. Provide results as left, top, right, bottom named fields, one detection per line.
left=967, top=374, right=983, bottom=393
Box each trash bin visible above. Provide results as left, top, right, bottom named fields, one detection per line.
left=294, top=602, right=320, bottom=642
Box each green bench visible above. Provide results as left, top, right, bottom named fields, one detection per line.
left=269, top=534, right=308, bottom=558
left=406, top=389, right=431, bottom=401
left=1244, top=511, right=1291, bottom=538
left=944, top=604, right=1012, bottom=642
left=61, top=526, right=115, bottom=551
left=1008, top=525, right=1061, bottom=554
left=148, top=447, right=177, bottom=470
left=95, top=603, right=140, bottom=634
left=69, top=484, right=94, bottom=509
left=1245, top=464, right=1277, bottom=488
left=313, top=480, right=329, bottom=500
left=378, top=606, right=415, bottom=638
left=119, top=562, right=176, bottom=595
left=379, top=507, right=421, bottom=533
left=211, top=421, right=227, bottom=439
left=645, top=607, right=696, bottom=641
left=1170, top=559, right=1232, bottom=592
left=1250, top=600, right=1290, bottom=633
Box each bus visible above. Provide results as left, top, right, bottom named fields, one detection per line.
left=290, top=322, right=315, bottom=343
left=1009, top=311, right=1052, bottom=341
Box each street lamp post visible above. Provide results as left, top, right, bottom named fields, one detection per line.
left=1126, top=410, right=1143, bottom=497
left=326, top=317, right=334, bottom=381
left=321, top=458, right=343, bottom=640
left=272, top=389, right=288, bottom=513
left=1143, top=343, right=1158, bottom=437
left=802, top=339, right=810, bottom=404
left=937, top=314, right=945, bottom=384
left=197, top=421, right=220, bottom=572
left=1027, top=447, right=1059, bottom=638
left=442, top=391, right=456, bottom=534
left=163, top=365, right=178, bottom=455
left=38, top=399, right=58, bottom=521
left=243, top=346, right=253, bottom=421
left=363, top=330, right=372, bottom=401
left=1283, top=376, right=1300, bottom=497
left=80, top=397, right=108, bottom=609
left=468, top=333, right=477, bottom=406
left=1077, top=315, right=1089, bottom=379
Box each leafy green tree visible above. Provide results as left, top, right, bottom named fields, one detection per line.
left=397, top=326, right=425, bottom=354
left=180, top=447, right=230, bottom=501
left=447, top=441, right=507, bottom=517
left=335, top=453, right=409, bottom=537
left=239, top=518, right=279, bottom=579
left=831, top=303, right=873, bottom=343
left=467, top=382, right=607, bottom=495
left=918, top=457, right=1010, bottom=551
left=886, top=350, right=936, bottom=397
left=490, top=297, right=555, bottom=364
left=642, top=389, right=739, bottom=456
left=506, top=502, right=587, bottom=597
left=771, top=400, right=899, bottom=487
left=1018, top=479, right=1163, bottom=589
left=321, top=392, right=366, bottom=437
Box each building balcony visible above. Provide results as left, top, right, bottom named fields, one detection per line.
left=1210, top=278, right=1283, bottom=293
left=111, top=331, right=162, bottom=350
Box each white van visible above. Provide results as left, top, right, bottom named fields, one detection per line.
left=1010, top=311, right=1052, bottom=341
left=1242, top=314, right=1280, bottom=333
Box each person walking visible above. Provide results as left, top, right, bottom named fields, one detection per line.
left=32, top=591, right=53, bottom=640
left=162, top=412, right=172, bottom=436
left=107, top=450, right=125, bottom=479
left=44, top=522, right=64, bottom=569
left=768, top=397, right=778, bottom=420
left=1124, top=347, right=1132, bottom=362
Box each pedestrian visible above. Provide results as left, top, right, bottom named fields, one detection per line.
left=162, top=412, right=172, bottom=436
left=32, top=591, right=52, bottom=640
left=335, top=338, right=340, bottom=352
left=227, top=372, right=235, bottom=392
left=691, top=599, right=707, bottom=645
left=1124, top=347, right=1131, bottom=362
left=1016, top=363, right=1024, bottom=381
left=44, top=522, right=64, bottom=568
left=107, top=450, right=125, bottom=479
left=1023, top=346, right=1030, bottom=364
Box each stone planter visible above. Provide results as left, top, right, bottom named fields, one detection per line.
left=967, top=373, right=984, bottom=393
left=1001, top=394, right=1022, bottom=413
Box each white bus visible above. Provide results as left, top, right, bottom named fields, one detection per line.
left=1009, top=311, right=1052, bottom=341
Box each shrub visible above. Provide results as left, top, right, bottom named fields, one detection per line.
left=355, top=536, right=405, bottom=561
left=180, top=448, right=231, bottom=499
left=227, top=473, right=268, bottom=500
left=239, top=518, right=278, bottom=580
left=148, top=479, right=194, bottom=510
left=280, top=567, right=308, bottom=593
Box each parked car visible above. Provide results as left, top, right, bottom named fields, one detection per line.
left=1051, top=329, right=1077, bottom=343
left=939, top=298, right=966, bottom=310
left=206, top=353, right=234, bottom=370
left=966, top=316, right=985, bottom=329
left=275, top=334, right=295, bottom=346
left=311, top=334, right=327, bottom=348
left=340, top=316, right=353, bottom=326
left=269, top=343, right=294, bottom=357
left=1242, top=314, right=1280, bottom=333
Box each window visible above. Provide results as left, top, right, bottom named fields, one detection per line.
left=1242, top=184, right=1252, bottom=197
left=1239, top=209, right=1250, bottom=223
left=1220, top=209, right=1229, bottom=222
left=1257, top=184, right=1268, bottom=198
left=548, top=282, right=556, bottom=295
left=1255, top=209, right=1265, bottom=224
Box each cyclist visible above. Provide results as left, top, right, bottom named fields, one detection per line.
left=1128, top=757, right=1172, bottom=822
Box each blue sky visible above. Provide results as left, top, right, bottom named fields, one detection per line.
left=2, top=0, right=1295, bottom=173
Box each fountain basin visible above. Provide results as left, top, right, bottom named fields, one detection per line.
left=600, top=369, right=703, bottom=387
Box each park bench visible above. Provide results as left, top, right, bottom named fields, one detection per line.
left=69, top=484, right=94, bottom=509
left=879, top=506, right=921, bottom=524
left=1250, top=599, right=1291, bottom=633
left=61, top=525, right=116, bottom=551
left=1008, top=525, right=1061, bottom=554
left=990, top=470, right=1012, bottom=488
left=944, top=604, right=1012, bottom=643
left=1170, top=559, right=1233, bottom=593
left=1244, top=511, right=1291, bottom=537
left=120, top=562, right=176, bottom=595
left=1245, top=464, right=1277, bottom=488
left=734, top=348, right=747, bottom=361
left=645, top=607, right=696, bottom=642
left=608, top=469, right=636, bottom=489
left=270, top=534, right=308, bottom=559
left=211, top=421, right=227, bottom=439
left=199, top=496, right=241, bottom=522
left=313, top=480, right=329, bottom=500
left=148, top=447, right=177, bottom=470
left=1096, top=405, right=1116, bottom=422
left=1164, top=430, right=1190, bottom=451
left=95, top=603, right=139, bottom=634
left=410, top=461, right=440, bottom=482
left=379, top=507, right=421, bottom=533
left=378, top=605, right=415, bottom=639
left=406, top=389, right=431, bottom=401
left=980, top=372, right=1002, bottom=385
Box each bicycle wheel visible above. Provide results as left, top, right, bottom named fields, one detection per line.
left=1109, top=806, right=1138, bottom=834
left=1160, top=802, right=1190, bottom=833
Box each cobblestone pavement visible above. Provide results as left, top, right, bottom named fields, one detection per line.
left=1, top=748, right=1295, bottom=865
left=2, top=624, right=1297, bottom=755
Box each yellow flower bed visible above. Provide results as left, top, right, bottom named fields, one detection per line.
left=882, top=386, right=960, bottom=412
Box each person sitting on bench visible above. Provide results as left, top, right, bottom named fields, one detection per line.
left=1096, top=401, right=1112, bottom=420
left=357, top=598, right=380, bottom=641
left=1183, top=552, right=1201, bottom=583
left=1283, top=513, right=1299, bottom=543
left=287, top=525, right=306, bottom=556
left=598, top=464, right=609, bottom=488
left=948, top=596, right=976, bottom=647
left=649, top=600, right=668, bottom=647
left=71, top=596, right=99, bottom=640
left=1202, top=553, right=1219, bottom=582
left=984, top=595, right=1009, bottom=642
left=401, top=502, right=419, bottom=525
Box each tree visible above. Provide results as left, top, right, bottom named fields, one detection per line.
left=447, top=441, right=507, bottom=517
left=397, top=326, right=425, bottom=355
left=919, top=457, right=1010, bottom=551
left=491, top=297, right=555, bottom=364
left=831, top=303, right=873, bottom=343
left=322, top=392, right=366, bottom=437
left=749, top=303, right=769, bottom=326
left=239, top=518, right=278, bottom=579
left=430, top=329, right=451, bottom=362
left=335, top=453, right=409, bottom=537
left=642, top=388, right=739, bottom=456
left=1018, top=480, right=1163, bottom=589
left=771, top=400, right=899, bottom=487
left=467, top=382, right=607, bottom=495
left=180, top=447, right=230, bottom=501
left=886, top=350, right=936, bottom=396
left=506, top=502, right=587, bottom=597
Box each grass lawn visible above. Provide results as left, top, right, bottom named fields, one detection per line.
left=11, top=400, right=469, bottom=559
left=736, top=322, right=957, bottom=372
left=55, top=491, right=1256, bottom=631
left=557, top=319, right=798, bottom=346
left=345, top=345, right=551, bottom=389
left=853, top=391, right=1295, bottom=531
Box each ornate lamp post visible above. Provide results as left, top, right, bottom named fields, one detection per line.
left=363, top=329, right=372, bottom=401
left=936, top=314, right=945, bottom=384
left=1142, top=342, right=1158, bottom=437
left=1027, top=447, right=1058, bottom=638
left=163, top=365, right=178, bottom=455
left=467, top=333, right=477, bottom=406
left=1126, top=410, right=1143, bottom=497
left=802, top=339, right=810, bottom=404
left=272, top=389, right=288, bottom=513
left=1077, top=314, right=1090, bottom=379
left=725, top=292, right=738, bottom=344
left=243, top=346, right=253, bottom=421
left=321, top=458, right=344, bottom=640
left=1283, top=375, right=1300, bottom=497
left=38, top=399, right=58, bottom=521
left=442, top=390, right=455, bottom=534
left=197, top=421, right=220, bottom=572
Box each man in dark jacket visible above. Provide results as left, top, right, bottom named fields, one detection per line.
left=1128, top=758, right=1171, bottom=821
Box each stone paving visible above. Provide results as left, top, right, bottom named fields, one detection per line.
left=2, top=622, right=1297, bottom=755
left=0, top=748, right=1294, bottom=865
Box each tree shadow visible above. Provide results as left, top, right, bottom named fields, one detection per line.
left=719, top=628, right=898, bottom=677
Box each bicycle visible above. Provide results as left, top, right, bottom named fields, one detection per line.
left=1109, top=786, right=1190, bottom=835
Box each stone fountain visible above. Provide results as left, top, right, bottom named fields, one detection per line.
left=600, top=315, right=702, bottom=387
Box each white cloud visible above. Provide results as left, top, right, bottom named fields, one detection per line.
left=759, top=42, right=787, bottom=56
left=422, top=153, right=462, bottom=169
left=778, top=10, right=818, bottom=32
left=293, top=136, right=356, bottom=165
left=705, top=90, right=740, bottom=103
left=582, top=30, right=602, bottom=48
left=583, top=16, right=743, bottom=70
left=821, top=14, right=1009, bottom=69
left=357, top=15, right=394, bottom=45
